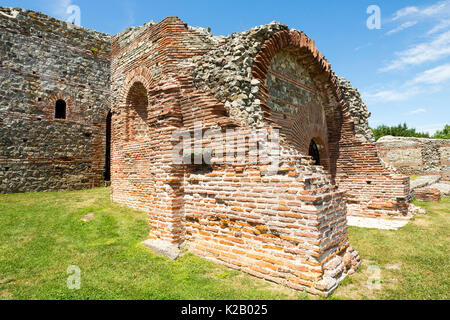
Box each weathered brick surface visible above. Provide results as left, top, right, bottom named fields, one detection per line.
left=377, top=136, right=450, bottom=180
left=250, top=30, right=410, bottom=218
left=1, top=8, right=412, bottom=295
left=0, top=7, right=111, bottom=193
left=109, top=18, right=392, bottom=296
left=414, top=188, right=441, bottom=202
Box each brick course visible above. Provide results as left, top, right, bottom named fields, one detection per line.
left=1, top=8, right=413, bottom=295
left=414, top=188, right=441, bottom=202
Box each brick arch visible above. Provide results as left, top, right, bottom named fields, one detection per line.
left=118, top=66, right=155, bottom=108
left=252, top=30, right=351, bottom=121
left=290, top=107, right=331, bottom=170
left=116, top=67, right=156, bottom=141
left=252, top=30, right=355, bottom=178
left=46, top=91, right=74, bottom=120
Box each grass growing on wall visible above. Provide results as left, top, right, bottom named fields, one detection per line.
left=0, top=188, right=448, bottom=300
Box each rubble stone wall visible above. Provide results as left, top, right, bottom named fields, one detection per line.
left=377, top=136, right=450, bottom=180
left=266, top=50, right=330, bottom=169
left=0, top=7, right=111, bottom=193
left=337, top=77, right=375, bottom=143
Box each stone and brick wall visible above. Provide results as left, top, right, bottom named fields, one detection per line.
left=248, top=30, right=410, bottom=218
left=414, top=188, right=441, bottom=202
left=110, top=18, right=368, bottom=296
left=1, top=7, right=413, bottom=295
left=0, top=7, right=111, bottom=193
left=377, top=136, right=450, bottom=180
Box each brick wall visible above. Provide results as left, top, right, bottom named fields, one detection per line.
left=110, top=18, right=362, bottom=296
left=250, top=30, right=410, bottom=218
left=0, top=7, right=111, bottom=193
left=0, top=7, right=412, bottom=295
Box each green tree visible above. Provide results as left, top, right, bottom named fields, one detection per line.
left=371, top=123, right=430, bottom=141
left=433, top=124, right=450, bottom=139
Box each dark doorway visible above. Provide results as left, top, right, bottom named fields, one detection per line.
left=55, top=99, right=66, bottom=119
left=104, top=111, right=112, bottom=181
left=308, top=140, right=320, bottom=165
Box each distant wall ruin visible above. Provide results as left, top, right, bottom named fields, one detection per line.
left=377, top=136, right=450, bottom=180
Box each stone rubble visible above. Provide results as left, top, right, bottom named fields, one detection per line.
left=337, top=77, right=375, bottom=143
left=408, top=203, right=427, bottom=216
left=191, top=22, right=289, bottom=127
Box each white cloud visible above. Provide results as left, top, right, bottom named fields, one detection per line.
left=47, top=0, right=73, bottom=18
left=428, top=19, right=450, bottom=34
left=363, top=87, right=423, bottom=102
left=388, top=1, right=450, bottom=36
left=354, top=42, right=373, bottom=51
left=392, top=6, right=419, bottom=21
left=386, top=21, right=418, bottom=35
left=380, top=31, right=450, bottom=72
left=364, top=64, right=450, bottom=102
left=422, top=1, right=449, bottom=16
left=392, top=1, right=450, bottom=21
left=407, top=63, right=450, bottom=85
left=409, top=108, right=427, bottom=114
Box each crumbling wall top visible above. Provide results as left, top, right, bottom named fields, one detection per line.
left=189, top=22, right=289, bottom=127
left=337, top=77, right=375, bottom=143
left=0, top=7, right=111, bottom=50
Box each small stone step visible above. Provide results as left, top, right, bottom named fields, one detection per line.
left=428, top=183, right=450, bottom=197
left=141, top=239, right=182, bottom=260
left=410, top=175, right=441, bottom=191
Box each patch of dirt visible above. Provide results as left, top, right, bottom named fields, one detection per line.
left=0, top=289, right=12, bottom=299
left=385, top=263, right=402, bottom=270
left=332, top=260, right=399, bottom=300
left=17, top=235, right=33, bottom=245
left=81, top=212, right=95, bottom=222
left=413, top=218, right=431, bottom=227
left=206, top=268, right=300, bottom=299
left=74, top=198, right=97, bottom=209
left=0, top=278, right=15, bottom=285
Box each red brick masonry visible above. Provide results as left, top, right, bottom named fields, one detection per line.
left=414, top=188, right=441, bottom=202
left=109, top=17, right=410, bottom=296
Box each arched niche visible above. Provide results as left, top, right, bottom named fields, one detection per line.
left=125, top=81, right=149, bottom=141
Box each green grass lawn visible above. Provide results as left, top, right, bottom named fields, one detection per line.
left=332, top=197, right=450, bottom=300
left=0, top=187, right=448, bottom=300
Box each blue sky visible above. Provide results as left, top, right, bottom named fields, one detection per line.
left=3, top=0, right=449, bottom=134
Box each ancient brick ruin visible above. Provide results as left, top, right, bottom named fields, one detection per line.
left=0, top=8, right=111, bottom=193
left=377, top=136, right=450, bottom=180
left=1, top=8, right=415, bottom=295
